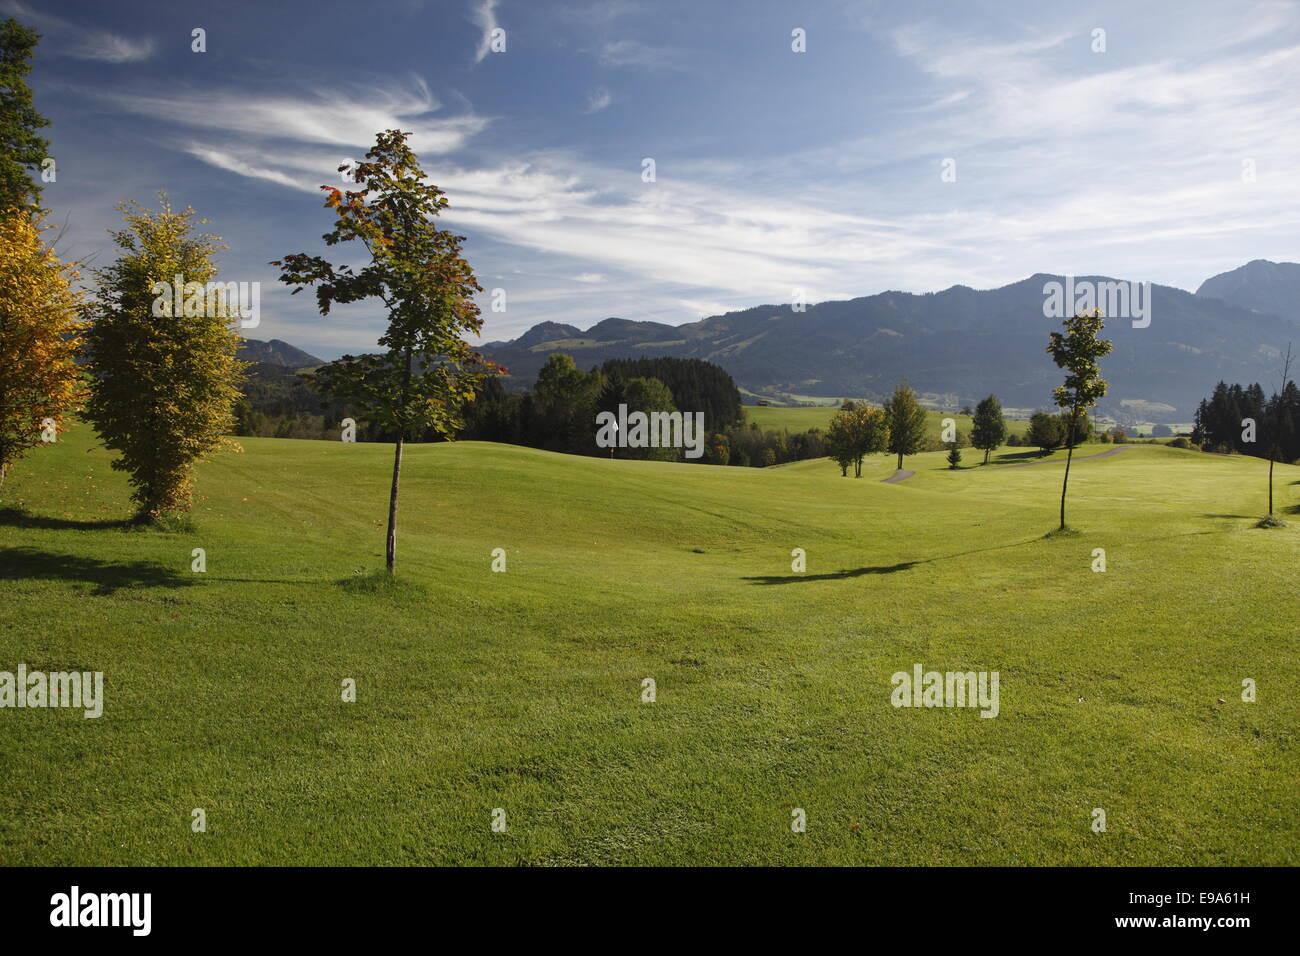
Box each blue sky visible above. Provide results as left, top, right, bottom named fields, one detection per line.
left=13, top=0, right=1300, bottom=359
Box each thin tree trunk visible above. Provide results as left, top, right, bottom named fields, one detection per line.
left=386, top=346, right=413, bottom=575
left=1268, top=452, right=1275, bottom=515
left=386, top=435, right=402, bottom=574
left=896, top=451, right=903, bottom=471
left=984, top=448, right=990, bottom=465
left=1059, top=408, right=1078, bottom=530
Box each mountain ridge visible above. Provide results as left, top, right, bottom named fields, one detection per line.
left=478, top=266, right=1300, bottom=420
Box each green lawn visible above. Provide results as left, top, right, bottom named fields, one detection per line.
left=0, top=427, right=1295, bottom=865
left=744, top=403, right=1030, bottom=438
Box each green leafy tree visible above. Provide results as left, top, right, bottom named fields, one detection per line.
left=883, top=383, right=927, bottom=472
left=274, top=129, right=498, bottom=574
left=1028, top=411, right=1063, bottom=456
left=826, top=400, right=888, bottom=476
left=534, top=353, right=602, bottom=454
left=970, top=394, right=1007, bottom=464
left=1047, top=309, right=1113, bottom=530
left=947, top=442, right=962, bottom=469
left=1059, top=409, right=1093, bottom=447
left=825, top=405, right=855, bottom=476
left=0, top=18, right=50, bottom=213
left=621, top=376, right=678, bottom=461
left=84, top=197, right=246, bottom=520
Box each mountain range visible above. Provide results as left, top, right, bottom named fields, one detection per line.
left=475, top=260, right=1300, bottom=422
left=237, top=338, right=323, bottom=368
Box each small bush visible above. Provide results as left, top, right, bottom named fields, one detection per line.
left=1168, top=437, right=1191, bottom=449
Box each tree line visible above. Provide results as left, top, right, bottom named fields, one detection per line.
left=1192, top=376, right=1299, bottom=464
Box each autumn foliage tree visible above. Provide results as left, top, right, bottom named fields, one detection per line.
left=0, top=210, right=83, bottom=493
left=83, top=197, right=246, bottom=520
left=274, top=130, right=497, bottom=574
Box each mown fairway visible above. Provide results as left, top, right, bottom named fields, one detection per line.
left=0, top=427, right=1295, bottom=865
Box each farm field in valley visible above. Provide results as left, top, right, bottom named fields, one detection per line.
left=744, top=403, right=1031, bottom=439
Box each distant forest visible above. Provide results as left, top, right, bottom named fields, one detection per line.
left=1193, top=379, right=1300, bottom=462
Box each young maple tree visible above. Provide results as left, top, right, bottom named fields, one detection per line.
left=0, top=210, right=84, bottom=494
left=1047, top=309, right=1112, bottom=530
left=274, top=129, right=498, bottom=574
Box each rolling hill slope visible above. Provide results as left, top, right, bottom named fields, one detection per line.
left=0, top=429, right=1295, bottom=865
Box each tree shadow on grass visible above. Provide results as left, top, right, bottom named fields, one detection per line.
left=744, top=561, right=919, bottom=584
left=0, top=506, right=136, bottom=532
left=0, top=546, right=195, bottom=596
left=989, top=450, right=1050, bottom=464
left=742, top=537, right=1044, bottom=586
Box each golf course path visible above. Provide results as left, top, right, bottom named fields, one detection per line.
left=998, top=445, right=1132, bottom=469
left=883, top=469, right=916, bottom=483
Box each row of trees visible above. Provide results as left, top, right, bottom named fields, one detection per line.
left=824, top=386, right=1013, bottom=476
left=1192, top=375, right=1299, bottom=463
left=824, top=312, right=1113, bottom=530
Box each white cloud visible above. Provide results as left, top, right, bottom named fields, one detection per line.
left=0, top=1, right=155, bottom=63
left=582, top=86, right=613, bottom=113
left=95, top=78, right=486, bottom=155
left=597, top=39, right=685, bottom=70
left=471, top=0, right=501, bottom=64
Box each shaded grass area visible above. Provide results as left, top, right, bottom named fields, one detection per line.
left=0, top=429, right=1295, bottom=865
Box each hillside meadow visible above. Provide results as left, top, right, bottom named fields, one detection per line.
left=744, top=403, right=1031, bottom=439
left=0, top=426, right=1295, bottom=865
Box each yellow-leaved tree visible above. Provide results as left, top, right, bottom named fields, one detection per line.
left=0, top=209, right=84, bottom=495
left=83, top=197, right=246, bottom=521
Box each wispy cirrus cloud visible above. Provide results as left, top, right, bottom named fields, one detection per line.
left=596, top=39, right=687, bottom=70
left=93, top=77, right=487, bottom=156
left=471, top=0, right=501, bottom=64
left=1, top=0, right=154, bottom=62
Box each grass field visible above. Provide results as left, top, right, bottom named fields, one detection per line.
left=744, top=403, right=1030, bottom=438
left=1, top=427, right=1296, bottom=865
